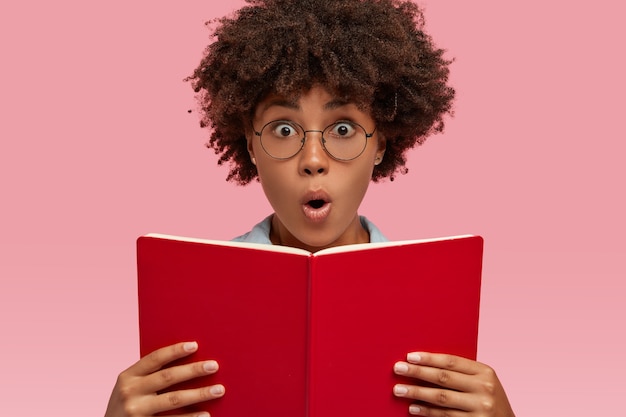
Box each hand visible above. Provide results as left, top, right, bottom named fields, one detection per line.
left=393, top=352, right=515, bottom=417
left=104, top=341, right=225, bottom=417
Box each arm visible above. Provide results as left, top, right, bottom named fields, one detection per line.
left=393, top=352, right=515, bottom=417
left=104, top=341, right=224, bottom=417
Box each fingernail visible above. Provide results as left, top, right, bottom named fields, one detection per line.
left=394, top=362, right=409, bottom=374
left=203, top=360, right=218, bottom=372
left=184, top=341, right=198, bottom=352
left=409, top=404, right=422, bottom=415
left=197, top=413, right=210, bottom=417
left=210, top=384, right=225, bottom=397
left=407, top=352, right=421, bottom=363
left=393, top=384, right=409, bottom=396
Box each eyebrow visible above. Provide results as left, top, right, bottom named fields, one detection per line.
left=259, top=97, right=352, bottom=113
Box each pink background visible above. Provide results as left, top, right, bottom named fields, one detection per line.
left=1, top=1, right=624, bottom=415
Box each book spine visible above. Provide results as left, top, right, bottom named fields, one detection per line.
left=305, top=254, right=315, bottom=417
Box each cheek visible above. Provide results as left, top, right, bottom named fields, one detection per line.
left=256, top=158, right=286, bottom=181
left=256, top=161, right=296, bottom=202
left=340, top=163, right=375, bottom=203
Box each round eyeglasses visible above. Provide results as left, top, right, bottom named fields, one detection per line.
left=253, top=120, right=376, bottom=161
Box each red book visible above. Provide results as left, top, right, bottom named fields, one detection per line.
left=137, top=234, right=483, bottom=417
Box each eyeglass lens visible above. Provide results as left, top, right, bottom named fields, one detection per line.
left=258, top=120, right=369, bottom=160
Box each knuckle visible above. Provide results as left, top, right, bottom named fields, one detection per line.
left=147, top=349, right=162, bottom=366
left=166, top=392, right=182, bottom=407
left=482, top=380, right=496, bottom=394
left=480, top=365, right=498, bottom=394
left=483, top=364, right=496, bottom=377
left=159, top=368, right=175, bottom=384
left=437, top=370, right=451, bottom=385
left=118, top=383, right=134, bottom=402
left=116, top=376, right=138, bottom=403
left=444, top=355, right=457, bottom=370
left=122, top=402, right=140, bottom=416
left=482, top=399, right=495, bottom=412
left=436, top=389, right=449, bottom=405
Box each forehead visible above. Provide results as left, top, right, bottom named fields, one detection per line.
left=254, top=86, right=370, bottom=116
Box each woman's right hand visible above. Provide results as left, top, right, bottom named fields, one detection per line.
left=104, top=341, right=224, bottom=417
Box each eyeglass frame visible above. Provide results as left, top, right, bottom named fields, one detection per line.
left=252, top=119, right=377, bottom=161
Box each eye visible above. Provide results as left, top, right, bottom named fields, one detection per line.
left=268, top=121, right=300, bottom=139
left=327, top=122, right=357, bottom=139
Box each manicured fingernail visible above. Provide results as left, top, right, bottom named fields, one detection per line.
left=197, top=413, right=210, bottom=417
left=210, top=384, right=225, bottom=397
left=184, top=341, right=198, bottom=352
left=203, top=360, right=218, bottom=372
left=409, top=404, right=422, bottom=415
left=407, top=352, right=421, bottom=363
left=394, top=362, right=409, bottom=374
left=393, top=384, right=409, bottom=396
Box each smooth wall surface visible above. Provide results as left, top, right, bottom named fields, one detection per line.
left=1, top=1, right=624, bottom=415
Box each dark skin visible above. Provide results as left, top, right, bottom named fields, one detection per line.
left=104, top=88, right=515, bottom=417
left=105, top=342, right=223, bottom=417
left=187, top=0, right=455, bottom=185
left=104, top=345, right=514, bottom=416
left=106, top=1, right=516, bottom=415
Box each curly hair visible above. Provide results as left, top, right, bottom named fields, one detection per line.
left=186, top=0, right=454, bottom=184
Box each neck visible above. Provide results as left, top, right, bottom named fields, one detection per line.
left=269, top=214, right=369, bottom=252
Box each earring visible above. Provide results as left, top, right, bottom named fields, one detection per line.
left=251, top=157, right=257, bottom=165
left=374, top=156, right=382, bottom=166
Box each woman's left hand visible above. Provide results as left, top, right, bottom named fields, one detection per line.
left=393, top=352, right=515, bottom=417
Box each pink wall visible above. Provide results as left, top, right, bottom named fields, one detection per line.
left=1, top=1, right=624, bottom=415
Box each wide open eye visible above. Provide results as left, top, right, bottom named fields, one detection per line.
left=326, top=121, right=358, bottom=139
left=322, top=121, right=368, bottom=160
left=258, top=120, right=305, bottom=159
left=267, top=121, right=301, bottom=139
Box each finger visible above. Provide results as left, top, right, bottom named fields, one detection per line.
left=160, top=412, right=211, bottom=417
left=132, top=341, right=200, bottom=376
left=143, top=359, right=220, bottom=393
left=393, top=384, right=475, bottom=412
left=407, top=403, right=465, bottom=417
left=405, top=352, right=482, bottom=375
left=145, top=384, right=225, bottom=415
left=394, top=361, right=474, bottom=393
left=136, top=411, right=212, bottom=417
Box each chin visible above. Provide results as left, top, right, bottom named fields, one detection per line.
left=295, top=233, right=337, bottom=251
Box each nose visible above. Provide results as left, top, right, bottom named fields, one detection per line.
left=298, top=130, right=329, bottom=176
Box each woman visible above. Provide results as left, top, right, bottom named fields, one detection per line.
left=105, top=1, right=516, bottom=416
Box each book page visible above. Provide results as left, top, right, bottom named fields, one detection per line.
left=142, top=233, right=312, bottom=256
left=142, top=233, right=477, bottom=257
left=313, top=234, right=476, bottom=256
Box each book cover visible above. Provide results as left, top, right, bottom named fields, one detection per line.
left=137, top=234, right=483, bottom=416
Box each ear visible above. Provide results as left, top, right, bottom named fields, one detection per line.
left=374, top=135, right=386, bottom=166
left=246, top=130, right=257, bottom=165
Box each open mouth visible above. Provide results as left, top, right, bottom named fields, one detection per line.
left=302, top=194, right=331, bottom=222
left=307, top=199, right=326, bottom=209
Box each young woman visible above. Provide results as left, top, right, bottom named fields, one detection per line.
left=105, top=1, right=515, bottom=416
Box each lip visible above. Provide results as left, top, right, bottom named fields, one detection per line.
left=301, top=190, right=332, bottom=222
